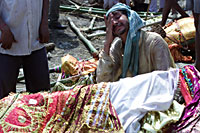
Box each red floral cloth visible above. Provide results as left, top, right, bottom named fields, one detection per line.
left=0, top=83, right=123, bottom=132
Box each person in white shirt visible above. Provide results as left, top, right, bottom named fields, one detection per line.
left=0, top=0, right=50, bottom=98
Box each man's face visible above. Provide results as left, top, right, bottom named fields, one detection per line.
left=109, top=11, right=129, bottom=37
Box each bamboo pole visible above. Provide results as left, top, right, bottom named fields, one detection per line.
left=89, top=16, right=97, bottom=31
left=66, top=4, right=106, bottom=11
left=60, top=5, right=107, bottom=15
left=87, top=31, right=106, bottom=39
left=17, top=65, right=62, bottom=82
left=49, top=65, right=62, bottom=73
left=137, top=11, right=162, bottom=16
left=142, top=21, right=162, bottom=28
left=60, top=5, right=162, bottom=18
left=82, top=25, right=106, bottom=33
left=67, top=17, right=98, bottom=57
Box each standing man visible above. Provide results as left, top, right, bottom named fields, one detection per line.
left=96, top=3, right=175, bottom=82
left=49, top=0, right=67, bottom=29
left=0, top=0, right=50, bottom=98
left=186, top=0, right=200, bottom=71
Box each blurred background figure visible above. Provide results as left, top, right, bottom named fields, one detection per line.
left=149, top=0, right=158, bottom=12
left=159, top=0, right=165, bottom=12
left=149, top=0, right=165, bottom=12
left=49, top=0, right=67, bottom=29
left=160, top=0, right=189, bottom=26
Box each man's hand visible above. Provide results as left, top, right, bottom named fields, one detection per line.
left=38, top=22, right=49, bottom=43
left=0, top=25, right=17, bottom=49
left=104, top=14, right=115, bottom=55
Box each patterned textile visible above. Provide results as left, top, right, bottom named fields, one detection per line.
left=172, top=65, right=200, bottom=132
left=0, top=83, right=123, bottom=132
left=164, top=17, right=196, bottom=63
left=178, top=65, right=200, bottom=105
left=61, top=54, right=98, bottom=76
left=139, top=101, right=184, bottom=132
left=168, top=43, right=194, bottom=62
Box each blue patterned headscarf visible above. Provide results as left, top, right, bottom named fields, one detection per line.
left=106, top=3, right=145, bottom=78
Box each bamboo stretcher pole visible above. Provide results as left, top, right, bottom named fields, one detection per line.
left=67, top=17, right=98, bottom=57
left=17, top=65, right=62, bottom=82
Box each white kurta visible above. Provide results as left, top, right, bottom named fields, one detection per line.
left=109, top=68, right=179, bottom=132
left=0, top=0, right=44, bottom=55
left=96, top=30, right=176, bottom=83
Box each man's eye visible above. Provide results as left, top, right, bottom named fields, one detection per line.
left=115, top=15, right=121, bottom=19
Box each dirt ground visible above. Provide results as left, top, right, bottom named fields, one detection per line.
left=48, top=12, right=105, bottom=83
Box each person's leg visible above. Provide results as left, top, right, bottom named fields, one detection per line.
left=193, top=13, right=200, bottom=71
left=172, top=2, right=189, bottom=17
left=49, top=0, right=66, bottom=29
left=161, top=0, right=172, bottom=26
left=161, top=0, right=189, bottom=26
left=49, top=0, right=60, bottom=24
left=0, top=54, right=21, bottom=98
left=22, top=48, right=50, bottom=93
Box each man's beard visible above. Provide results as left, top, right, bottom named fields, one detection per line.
left=113, top=22, right=128, bottom=37
left=113, top=26, right=127, bottom=37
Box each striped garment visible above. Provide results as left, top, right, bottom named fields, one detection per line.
left=0, top=83, right=123, bottom=132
